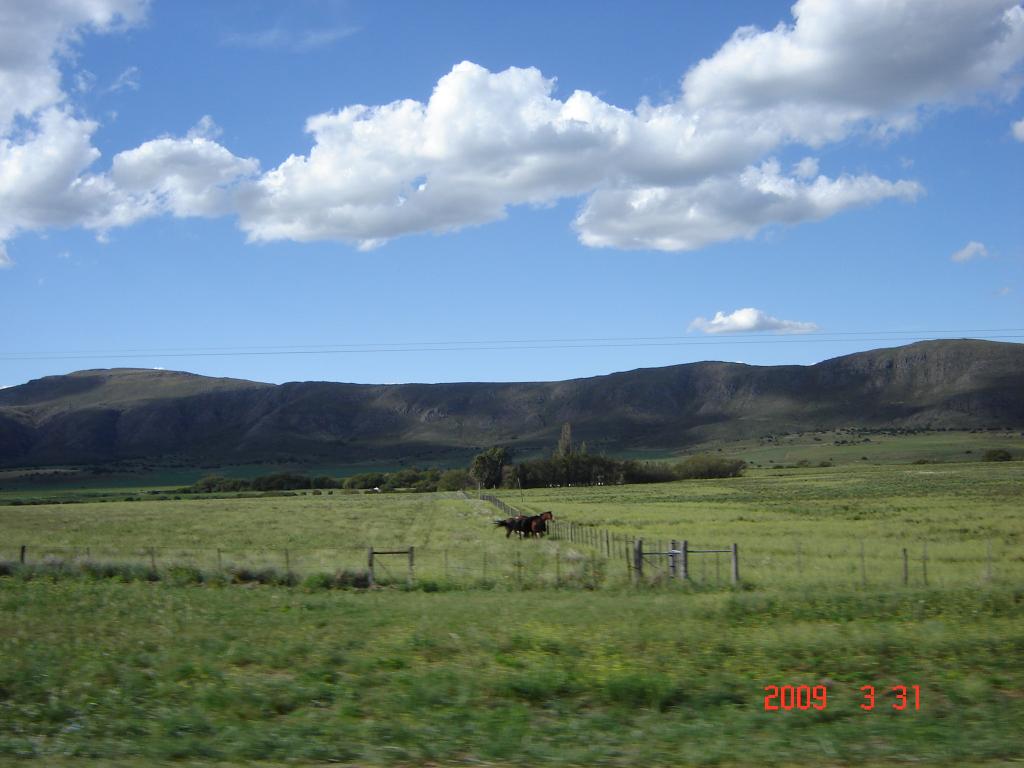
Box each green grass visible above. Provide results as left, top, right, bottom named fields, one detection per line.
left=0, top=457, right=469, bottom=497
left=1, top=581, right=1022, bottom=766
left=1, top=451, right=1022, bottom=765
left=2, top=461, right=1022, bottom=588
left=703, top=428, right=1024, bottom=467
left=498, top=460, right=1024, bottom=588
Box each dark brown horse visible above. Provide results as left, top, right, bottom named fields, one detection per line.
left=494, top=511, right=554, bottom=538
left=528, top=511, right=555, bottom=537
left=494, top=516, right=527, bottom=538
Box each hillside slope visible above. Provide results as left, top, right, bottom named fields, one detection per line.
left=1, top=340, right=1021, bottom=467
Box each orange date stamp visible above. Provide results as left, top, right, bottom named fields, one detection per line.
left=763, top=684, right=921, bottom=711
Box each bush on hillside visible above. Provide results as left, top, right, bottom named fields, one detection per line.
left=674, top=455, right=746, bottom=480
left=437, top=469, right=470, bottom=491
left=982, top=449, right=1013, bottom=462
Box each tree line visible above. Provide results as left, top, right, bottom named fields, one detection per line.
left=468, top=423, right=745, bottom=489
left=183, top=423, right=744, bottom=494
left=184, top=468, right=471, bottom=494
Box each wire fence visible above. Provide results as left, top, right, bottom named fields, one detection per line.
left=2, top=492, right=1019, bottom=590
left=2, top=537, right=1018, bottom=590
left=479, top=495, right=1022, bottom=589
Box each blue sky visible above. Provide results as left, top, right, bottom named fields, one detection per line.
left=1, top=0, right=1022, bottom=387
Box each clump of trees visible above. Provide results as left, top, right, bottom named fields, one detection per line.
left=468, top=423, right=746, bottom=490
left=343, top=467, right=470, bottom=492
left=184, top=467, right=474, bottom=495
left=674, top=454, right=746, bottom=479
left=469, top=447, right=508, bottom=489
left=183, top=423, right=749, bottom=497
left=186, top=473, right=340, bottom=493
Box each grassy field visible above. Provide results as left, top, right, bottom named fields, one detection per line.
left=2, top=429, right=1018, bottom=502
left=1, top=452, right=1022, bottom=765
left=702, top=428, right=1024, bottom=467
left=497, top=460, right=1024, bottom=589
left=3, top=460, right=1022, bottom=588
left=2, top=581, right=1022, bottom=766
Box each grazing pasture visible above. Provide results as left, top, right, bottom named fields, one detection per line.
left=3, top=461, right=1020, bottom=588
left=1, top=457, right=1022, bottom=765
left=1, top=582, right=1022, bottom=765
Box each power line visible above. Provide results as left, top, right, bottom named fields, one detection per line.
left=1, top=331, right=1022, bottom=362
left=2, top=327, right=1022, bottom=357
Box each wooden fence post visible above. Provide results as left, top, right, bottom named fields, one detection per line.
left=902, top=547, right=908, bottom=586
left=149, top=547, right=157, bottom=573
left=860, top=540, right=867, bottom=586
left=731, top=543, right=740, bottom=585
left=922, top=542, right=928, bottom=587
left=681, top=540, right=689, bottom=580
left=20, top=545, right=26, bottom=564
left=408, top=546, right=415, bottom=587
left=670, top=540, right=679, bottom=579
left=367, top=546, right=375, bottom=586
left=634, top=538, right=643, bottom=581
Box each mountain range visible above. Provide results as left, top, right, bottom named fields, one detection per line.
left=1, top=339, right=1021, bottom=468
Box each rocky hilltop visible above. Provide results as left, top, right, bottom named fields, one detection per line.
left=1, top=339, right=1021, bottom=467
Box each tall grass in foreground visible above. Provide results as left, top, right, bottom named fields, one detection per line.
left=1, top=579, right=1022, bottom=765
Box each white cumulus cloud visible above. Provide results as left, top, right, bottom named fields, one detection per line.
left=235, top=0, right=1021, bottom=251
left=951, top=241, right=989, bottom=262
left=0, top=3, right=257, bottom=251
left=682, top=0, right=1024, bottom=123
left=1, top=0, right=1023, bottom=261
left=689, top=307, right=820, bottom=334
left=0, top=0, right=145, bottom=133
left=109, top=135, right=258, bottom=220
left=1013, top=117, right=1024, bottom=140
left=575, top=160, right=921, bottom=251
left=793, top=157, right=820, bottom=179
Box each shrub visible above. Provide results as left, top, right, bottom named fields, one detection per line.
left=229, top=566, right=296, bottom=586
left=675, top=455, right=746, bottom=480
left=166, top=565, right=205, bottom=586
left=982, top=449, right=1013, bottom=462
left=302, top=572, right=334, bottom=590
left=333, top=569, right=371, bottom=589
left=302, top=570, right=371, bottom=589
left=437, top=468, right=470, bottom=491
